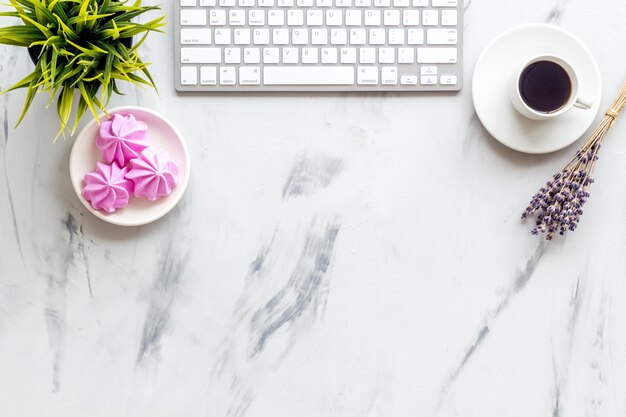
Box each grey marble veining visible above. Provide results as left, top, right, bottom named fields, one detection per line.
left=2, top=1, right=626, bottom=416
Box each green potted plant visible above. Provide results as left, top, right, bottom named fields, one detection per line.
left=0, top=0, right=165, bottom=138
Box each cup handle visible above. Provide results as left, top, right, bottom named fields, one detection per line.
left=574, top=96, right=593, bottom=110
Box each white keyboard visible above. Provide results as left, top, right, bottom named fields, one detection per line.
left=175, top=0, right=462, bottom=91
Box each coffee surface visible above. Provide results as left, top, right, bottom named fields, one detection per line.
left=519, top=60, right=572, bottom=113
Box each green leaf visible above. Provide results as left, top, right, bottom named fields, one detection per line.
left=67, top=12, right=114, bottom=26
left=50, top=48, right=58, bottom=86
left=0, top=26, right=45, bottom=46
left=48, top=0, right=68, bottom=22
left=18, top=14, right=54, bottom=38
left=0, top=11, right=21, bottom=18
left=65, top=39, right=104, bottom=57
left=139, top=63, right=157, bottom=93
left=6, top=0, right=28, bottom=19
left=72, top=94, right=88, bottom=135
left=15, top=69, right=42, bottom=126
left=1, top=70, right=39, bottom=95
left=54, top=15, right=79, bottom=41
left=31, top=1, right=56, bottom=26
left=55, top=86, right=74, bottom=141
left=77, top=81, right=98, bottom=121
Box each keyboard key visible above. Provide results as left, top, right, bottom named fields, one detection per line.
left=398, top=47, right=414, bottom=63
left=427, top=28, right=457, bottom=45
left=239, top=0, right=254, bottom=6
left=364, top=10, right=381, bottom=25
left=311, top=29, right=328, bottom=44
left=263, top=47, right=280, bottom=63
left=417, top=47, right=456, bottom=63
left=357, top=66, right=378, bottom=84
left=273, top=28, right=289, bottom=44
left=379, top=47, right=395, bottom=63
left=253, top=28, right=270, bottom=44
left=359, top=47, right=376, bottom=63
left=393, top=0, right=409, bottom=6
left=340, top=47, right=357, bottom=63
left=350, top=28, right=366, bottom=44
left=292, top=29, right=309, bottom=44
left=369, top=28, right=385, bottom=45
left=200, top=66, right=217, bottom=84
left=181, top=10, right=207, bottom=26
left=307, top=9, right=323, bottom=25
left=441, top=10, right=457, bottom=26
left=249, top=10, right=265, bottom=25
left=400, top=75, right=417, bottom=84
left=381, top=66, right=398, bottom=84
left=240, top=67, right=261, bottom=84
left=181, top=66, right=198, bottom=85
left=225, top=47, right=241, bottom=63
left=317, top=0, right=332, bottom=6
left=374, top=0, right=390, bottom=6
left=258, top=0, right=275, bottom=5
left=282, top=47, right=299, bottom=63
left=383, top=10, right=400, bottom=25
left=219, top=0, right=235, bottom=5
left=345, top=10, right=362, bottom=25
left=326, top=10, right=342, bottom=25
left=421, top=75, right=437, bottom=85
left=403, top=10, right=419, bottom=25
left=287, top=9, right=304, bottom=25
left=209, top=10, right=226, bottom=25
left=181, top=28, right=212, bottom=44
left=422, top=9, right=438, bottom=25
left=297, top=0, right=313, bottom=5
left=244, top=47, right=261, bottom=63
left=278, top=0, right=294, bottom=5
left=220, top=67, right=237, bottom=85
left=321, top=47, right=338, bottom=63
left=336, top=0, right=352, bottom=6
left=200, top=0, right=216, bottom=5
left=420, top=65, right=437, bottom=75
left=388, top=28, right=404, bottom=44
left=180, top=0, right=197, bottom=6
left=181, top=47, right=221, bottom=63
left=234, top=28, right=251, bottom=44
left=331, top=28, right=348, bottom=44
left=263, top=67, right=355, bottom=84
left=302, top=47, right=319, bottom=63
left=268, top=10, right=285, bottom=25
left=412, top=0, right=428, bottom=5
left=407, top=28, right=424, bottom=44
left=432, top=0, right=456, bottom=6
left=229, top=10, right=246, bottom=25
left=214, top=29, right=232, bottom=44
left=440, top=74, right=457, bottom=85
left=355, top=0, right=371, bottom=6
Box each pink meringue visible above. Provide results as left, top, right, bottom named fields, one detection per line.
left=126, top=148, right=179, bottom=201
left=82, top=162, right=134, bottom=213
left=96, top=113, right=149, bottom=166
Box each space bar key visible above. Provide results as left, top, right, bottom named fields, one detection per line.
left=263, top=67, right=355, bottom=85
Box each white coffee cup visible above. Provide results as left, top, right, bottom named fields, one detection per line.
left=509, top=55, right=593, bottom=121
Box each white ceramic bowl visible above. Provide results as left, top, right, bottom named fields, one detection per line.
left=69, top=106, right=190, bottom=226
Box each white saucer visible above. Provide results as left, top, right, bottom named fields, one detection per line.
left=69, top=106, right=190, bottom=227
left=472, top=24, right=602, bottom=154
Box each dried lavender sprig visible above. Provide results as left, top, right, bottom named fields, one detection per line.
left=522, top=80, right=626, bottom=240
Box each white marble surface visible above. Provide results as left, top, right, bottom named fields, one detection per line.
left=2, top=1, right=626, bottom=416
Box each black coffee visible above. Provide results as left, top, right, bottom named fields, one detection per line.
left=519, top=60, right=572, bottom=113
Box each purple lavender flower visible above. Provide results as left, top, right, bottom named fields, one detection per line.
left=522, top=143, right=600, bottom=240
left=522, top=82, right=626, bottom=239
